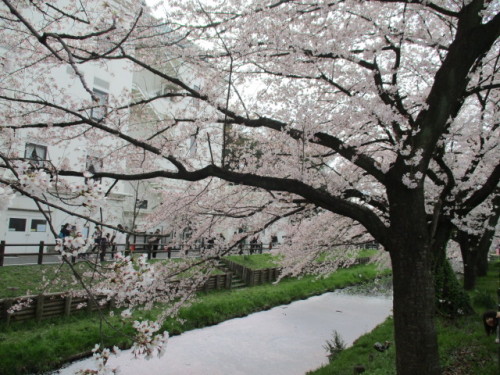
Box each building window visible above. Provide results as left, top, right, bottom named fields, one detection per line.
left=136, top=199, right=148, bottom=209
left=90, top=89, right=108, bottom=121
left=30, top=219, right=47, bottom=232
left=85, top=156, right=103, bottom=183
left=8, top=218, right=26, bottom=232
left=24, top=143, right=47, bottom=168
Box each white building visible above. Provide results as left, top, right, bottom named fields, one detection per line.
left=0, top=0, right=211, bottom=253
left=0, top=0, right=286, bottom=255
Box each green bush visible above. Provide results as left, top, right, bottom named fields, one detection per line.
left=471, top=290, right=496, bottom=310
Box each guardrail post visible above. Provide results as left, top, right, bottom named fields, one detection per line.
left=0, top=241, right=5, bottom=267
left=37, top=241, right=44, bottom=265
left=64, top=295, right=72, bottom=317
left=36, top=294, right=44, bottom=322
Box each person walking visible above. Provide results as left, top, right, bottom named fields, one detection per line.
left=147, top=229, right=161, bottom=258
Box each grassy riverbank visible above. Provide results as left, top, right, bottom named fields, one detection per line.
left=308, top=259, right=500, bottom=375
left=0, top=263, right=388, bottom=375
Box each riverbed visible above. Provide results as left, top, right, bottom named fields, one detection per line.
left=54, top=290, right=392, bottom=375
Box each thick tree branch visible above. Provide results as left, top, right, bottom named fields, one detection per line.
left=58, top=166, right=389, bottom=244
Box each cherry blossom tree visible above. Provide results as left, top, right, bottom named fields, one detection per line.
left=0, top=1, right=499, bottom=374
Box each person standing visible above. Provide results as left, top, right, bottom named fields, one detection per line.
left=58, top=223, right=71, bottom=239
left=250, top=237, right=258, bottom=254
left=98, top=232, right=112, bottom=262
left=58, top=223, right=75, bottom=263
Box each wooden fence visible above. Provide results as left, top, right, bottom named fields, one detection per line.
left=223, top=259, right=282, bottom=286
left=0, top=292, right=111, bottom=325
left=0, top=240, right=276, bottom=266
left=0, top=240, right=184, bottom=266
left=0, top=273, right=232, bottom=325
left=223, top=256, right=372, bottom=287
left=0, top=241, right=53, bottom=266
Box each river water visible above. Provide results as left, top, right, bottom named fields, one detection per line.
left=54, top=291, right=393, bottom=375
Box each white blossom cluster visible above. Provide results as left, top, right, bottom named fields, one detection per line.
left=7, top=297, right=34, bottom=315
left=130, top=320, right=169, bottom=359
left=18, top=169, right=52, bottom=196
left=100, top=254, right=155, bottom=305
left=71, top=176, right=106, bottom=209
left=401, top=173, right=419, bottom=189
left=55, top=233, right=91, bottom=259
left=75, top=344, right=121, bottom=375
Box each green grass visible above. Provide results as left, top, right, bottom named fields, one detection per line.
left=225, top=253, right=281, bottom=269
left=0, top=258, right=223, bottom=299
left=357, top=249, right=378, bottom=258
left=0, top=264, right=388, bottom=375
left=0, top=262, right=99, bottom=298
left=308, top=314, right=498, bottom=375
left=469, top=259, right=500, bottom=311
left=308, top=260, right=500, bottom=375
left=0, top=311, right=134, bottom=375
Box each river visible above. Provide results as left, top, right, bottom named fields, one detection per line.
left=54, top=291, right=392, bottom=375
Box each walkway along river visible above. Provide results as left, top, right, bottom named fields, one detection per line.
left=54, top=290, right=393, bottom=375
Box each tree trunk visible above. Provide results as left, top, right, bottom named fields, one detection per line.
left=386, top=184, right=440, bottom=375
left=389, top=237, right=440, bottom=375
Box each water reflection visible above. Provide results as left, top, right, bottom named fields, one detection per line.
left=55, top=290, right=392, bottom=375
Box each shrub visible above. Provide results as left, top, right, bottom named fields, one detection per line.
left=323, top=330, right=346, bottom=362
